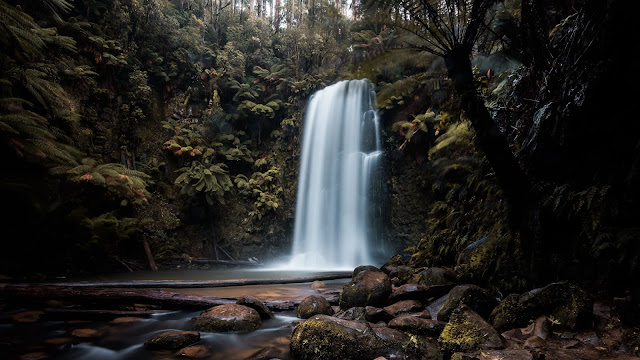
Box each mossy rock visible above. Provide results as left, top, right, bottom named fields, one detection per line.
left=489, top=281, right=592, bottom=332
left=438, top=306, right=505, bottom=354
left=437, top=284, right=498, bottom=322
left=144, top=330, right=200, bottom=350
left=192, top=304, right=261, bottom=333
left=290, top=315, right=442, bottom=360
left=408, top=267, right=457, bottom=287
left=297, top=295, right=333, bottom=319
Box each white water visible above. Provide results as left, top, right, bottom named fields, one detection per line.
left=284, top=79, right=385, bottom=270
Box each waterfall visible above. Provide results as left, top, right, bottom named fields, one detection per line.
left=287, top=79, right=385, bottom=270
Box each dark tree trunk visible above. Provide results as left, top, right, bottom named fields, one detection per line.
left=443, top=45, right=538, bottom=283
left=443, top=46, right=530, bottom=219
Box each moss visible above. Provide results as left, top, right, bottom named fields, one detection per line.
left=439, top=317, right=486, bottom=353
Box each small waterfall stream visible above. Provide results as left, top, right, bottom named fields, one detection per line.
left=287, top=79, right=385, bottom=270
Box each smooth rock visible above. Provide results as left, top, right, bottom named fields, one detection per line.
left=383, top=300, right=423, bottom=317
left=193, top=304, right=261, bottom=333
left=502, top=316, right=550, bottom=342
left=353, top=265, right=381, bottom=278
left=237, top=296, right=274, bottom=320
left=297, top=295, right=333, bottom=319
left=339, top=270, right=392, bottom=309
left=310, top=280, right=326, bottom=289
left=335, top=306, right=366, bottom=321
left=144, top=330, right=200, bottom=350
left=175, top=344, right=210, bottom=358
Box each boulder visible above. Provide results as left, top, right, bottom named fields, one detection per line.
left=237, top=296, right=274, bottom=320
left=451, top=350, right=534, bottom=360
left=353, top=265, right=381, bottom=278
left=501, top=316, right=550, bottom=342
left=175, top=344, right=211, bottom=358
left=192, top=304, right=261, bottom=333
left=389, top=284, right=431, bottom=303
left=339, top=270, right=392, bottom=309
left=388, top=316, right=446, bottom=337
left=365, top=306, right=394, bottom=323
left=383, top=300, right=424, bottom=317
left=144, top=330, right=200, bottom=350
left=489, top=282, right=592, bottom=332
left=437, top=285, right=498, bottom=322
left=290, top=315, right=441, bottom=360
left=439, top=306, right=505, bottom=354
left=297, top=295, right=333, bottom=319
left=335, top=306, right=366, bottom=321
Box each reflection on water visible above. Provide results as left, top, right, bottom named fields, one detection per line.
left=0, top=270, right=348, bottom=360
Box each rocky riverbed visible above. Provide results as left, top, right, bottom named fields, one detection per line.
left=1, top=257, right=640, bottom=360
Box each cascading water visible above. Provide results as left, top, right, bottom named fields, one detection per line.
left=286, top=79, right=385, bottom=270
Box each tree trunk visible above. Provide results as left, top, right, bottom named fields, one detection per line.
left=142, top=237, right=158, bottom=271
left=15, top=273, right=352, bottom=289
left=443, top=45, right=530, bottom=221
left=0, top=285, right=304, bottom=310
left=250, top=0, right=255, bottom=16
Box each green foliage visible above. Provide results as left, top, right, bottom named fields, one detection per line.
left=175, top=160, right=233, bottom=205
left=235, top=164, right=283, bottom=220
left=64, top=157, right=151, bottom=203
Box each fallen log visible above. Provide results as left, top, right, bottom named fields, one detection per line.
left=27, top=273, right=352, bottom=289
left=0, top=284, right=324, bottom=311
left=41, top=308, right=169, bottom=321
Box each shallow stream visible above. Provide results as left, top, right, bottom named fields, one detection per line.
left=0, top=269, right=349, bottom=360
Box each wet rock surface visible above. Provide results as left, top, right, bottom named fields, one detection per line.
left=144, top=330, right=200, bottom=350
left=297, top=295, right=333, bottom=319
left=339, top=269, right=392, bottom=309
left=192, top=304, right=261, bottom=333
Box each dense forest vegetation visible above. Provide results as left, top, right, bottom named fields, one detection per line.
left=1, top=0, right=638, bottom=301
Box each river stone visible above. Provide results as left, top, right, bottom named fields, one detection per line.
left=297, top=295, right=333, bottom=319
left=365, top=306, right=394, bottom=323
left=437, top=284, right=498, bottom=322
left=383, top=300, right=424, bottom=317
left=193, top=304, right=261, bottom=333
left=388, top=316, right=446, bottom=337
left=339, top=270, right=392, bottom=309
left=335, top=306, right=367, bottom=321
left=489, top=281, right=592, bottom=332
left=439, top=305, right=505, bottom=354
left=290, top=315, right=441, bottom=360
left=144, top=330, right=200, bottom=350
left=175, top=344, right=211, bottom=358
left=353, top=265, right=381, bottom=278
left=451, top=350, right=534, bottom=360
left=501, top=316, right=550, bottom=342
left=237, top=296, right=274, bottom=320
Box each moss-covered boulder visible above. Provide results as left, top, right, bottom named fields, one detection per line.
left=489, top=282, right=592, bottom=332
left=192, top=304, right=261, bottom=333
left=290, top=315, right=442, bottom=360
left=439, top=306, right=505, bottom=354
left=297, top=295, right=334, bottom=319
left=144, top=330, right=200, bottom=350
left=437, top=284, right=498, bottom=322
left=339, top=269, right=392, bottom=309
left=237, top=296, right=274, bottom=320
